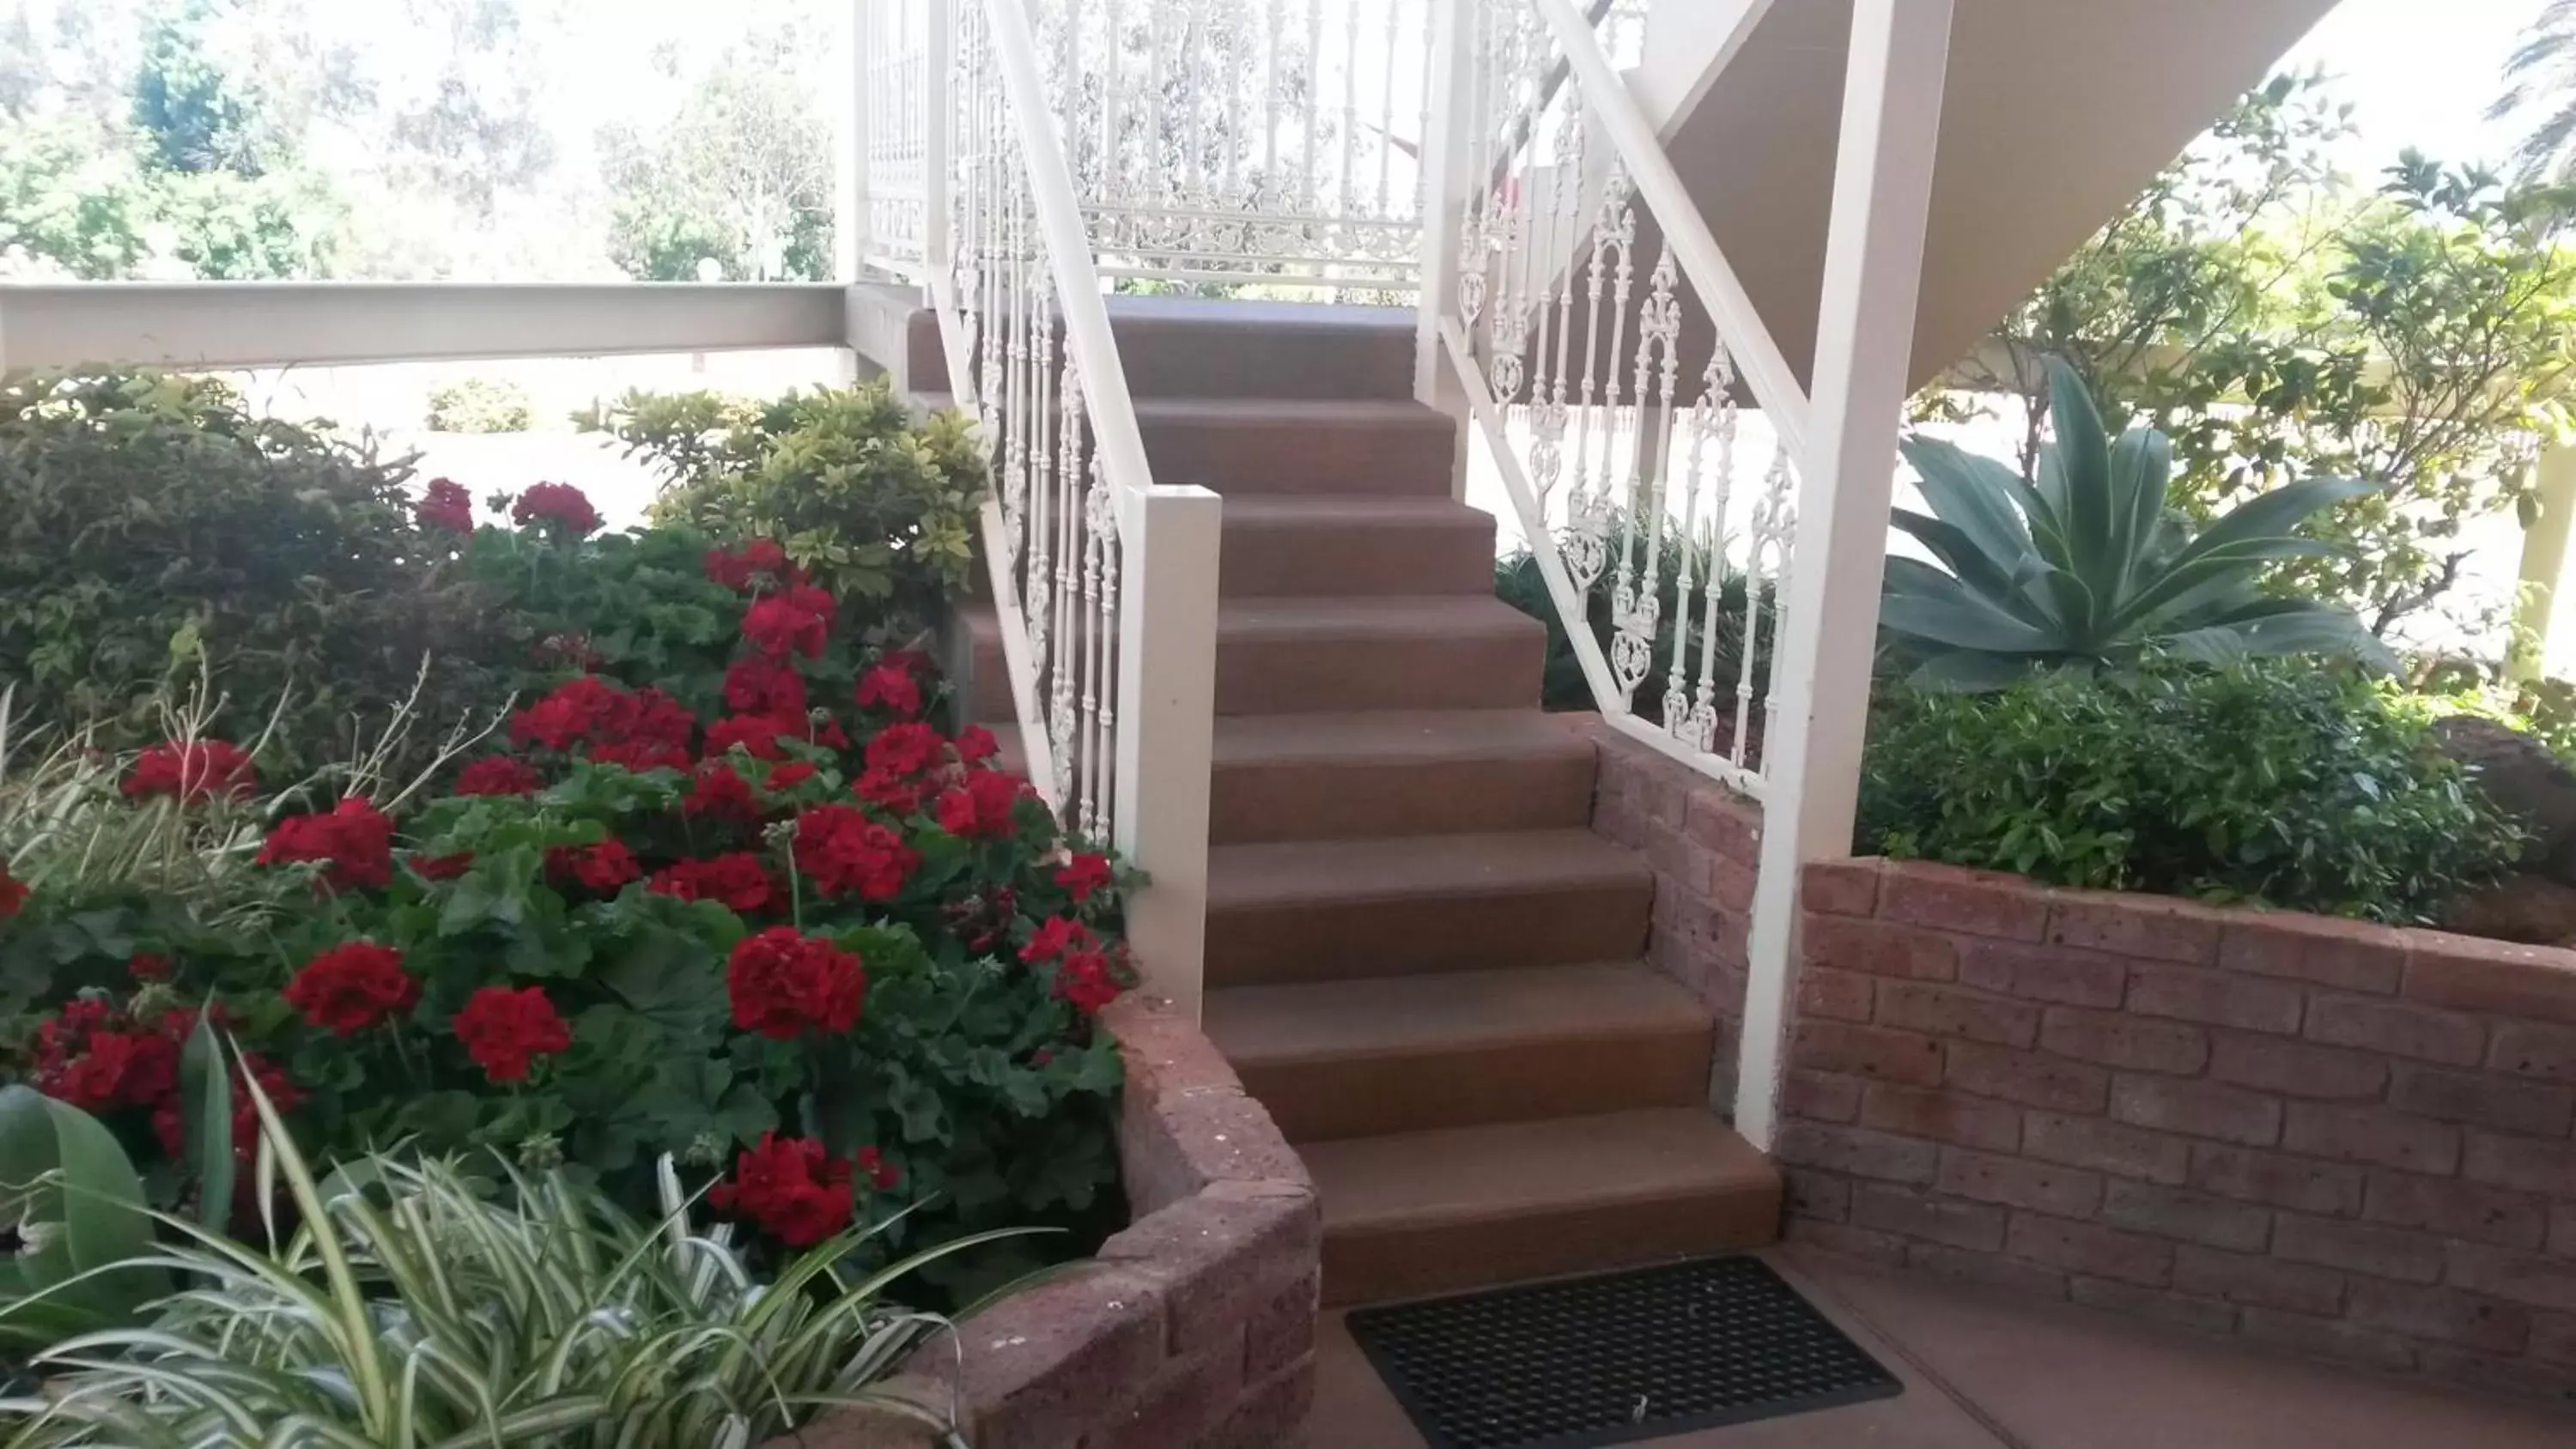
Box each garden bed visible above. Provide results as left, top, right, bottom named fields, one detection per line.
left=772, top=993, right=1319, bottom=1449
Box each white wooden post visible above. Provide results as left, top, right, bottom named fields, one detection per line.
left=1415, top=0, right=1476, bottom=407
left=1113, top=483, right=1224, bottom=1021
left=923, top=0, right=954, bottom=293
left=1733, top=0, right=1952, bottom=1149
left=837, top=0, right=874, bottom=282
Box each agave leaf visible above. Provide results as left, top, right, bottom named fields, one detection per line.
left=1877, top=585, right=2062, bottom=655
left=2110, top=537, right=2347, bottom=636
left=1887, top=511, right=2047, bottom=618
left=2044, top=357, right=2116, bottom=585
left=2105, top=427, right=2173, bottom=607
left=1899, top=437, right=2038, bottom=573
left=2161, top=476, right=2373, bottom=575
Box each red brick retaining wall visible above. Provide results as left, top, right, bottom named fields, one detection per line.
left=1577, top=718, right=1765, bottom=1112
left=1779, top=857, right=2576, bottom=1400
left=775, top=995, right=1319, bottom=1448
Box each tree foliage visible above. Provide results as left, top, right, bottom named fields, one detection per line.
left=601, top=20, right=834, bottom=282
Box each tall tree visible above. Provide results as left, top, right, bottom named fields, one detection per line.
left=600, top=19, right=833, bottom=282
left=2495, top=0, right=2576, bottom=182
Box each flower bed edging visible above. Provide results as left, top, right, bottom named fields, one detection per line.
left=1779, top=856, right=2576, bottom=1401
left=770, top=995, right=1319, bottom=1449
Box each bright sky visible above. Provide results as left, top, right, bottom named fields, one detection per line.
left=2283, top=0, right=2540, bottom=173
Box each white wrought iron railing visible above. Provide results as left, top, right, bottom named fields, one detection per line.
left=1420, top=0, right=1810, bottom=801
left=930, top=0, right=1222, bottom=1012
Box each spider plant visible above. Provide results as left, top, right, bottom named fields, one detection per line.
left=0, top=1058, right=1015, bottom=1447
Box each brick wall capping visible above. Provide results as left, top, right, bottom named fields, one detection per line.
left=768, top=995, right=1318, bottom=1449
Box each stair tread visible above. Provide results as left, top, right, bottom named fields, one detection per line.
left=1215, top=595, right=1539, bottom=639
left=1134, top=396, right=1450, bottom=426
left=1307, top=1108, right=1772, bottom=1232
left=1207, top=829, right=1649, bottom=910
left=1211, top=710, right=1589, bottom=767
left=1206, top=963, right=1710, bottom=1067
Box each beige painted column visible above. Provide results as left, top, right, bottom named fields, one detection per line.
left=2512, top=442, right=2576, bottom=680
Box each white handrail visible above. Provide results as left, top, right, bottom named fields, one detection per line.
left=1528, top=0, right=1809, bottom=461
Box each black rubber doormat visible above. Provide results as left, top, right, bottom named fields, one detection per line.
left=1346, top=1255, right=1902, bottom=1449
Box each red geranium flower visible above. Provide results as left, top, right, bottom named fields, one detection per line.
left=1021, top=915, right=1097, bottom=965
left=936, top=767, right=1025, bottom=840
left=418, top=477, right=475, bottom=533
left=122, top=740, right=257, bottom=803
left=546, top=840, right=640, bottom=894
left=854, top=661, right=922, bottom=718
left=284, top=943, right=417, bottom=1035
left=767, top=761, right=817, bottom=791
left=705, top=538, right=795, bottom=593
left=1054, top=949, right=1121, bottom=1016
left=792, top=805, right=918, bottom=900
left=955, top=725, right=1001, bottom=765
left=33, top=1003, right=186, bottom=1115
left=855, top=1144, right=902, bottom=1191
left=742, top=585, right=835, bottom=660
left=129, top=952, right=173, bottom=981
left=509, top=481, right=603, bottom=537
left=725, top=659, right=809, bottom=718
left=0, top=858, right=24, bottom=919
left=454, top=756, right=545, bottom=797
left=855, top=766, right=932, bottom=816
left=708, top=1133, right=853, bottom=1246
left=726, top=926, right=866, bottom=1040
left=623, top=688, right=697, bottom=748
left=1055, top=852, right=1114, bottom=904
left=864, top=721, right=949, bottom=779
left=510, top=676, right=622, bottom=752
left=705, top=714, right=795, bottom=761
left=258, top=797, right=396, bottom=892
left=651, top=852, right=781, bottom=914
left=413, top=851, right=475, bottom=881
left=452, top=985, right=573, bottom=1083
left=685, top=761, right=760, bottom=822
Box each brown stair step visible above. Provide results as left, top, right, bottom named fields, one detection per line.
left=1205, top=829, right=1651, bottom=985
left=1104, top=297, right=1418, bottom=403
left=1218, top=495, right=1498, bottom=598
left=1135, top=397, right=1458, bottom=498
left=1206, top=963, right=1715, bottom=1142
left=1306, top=1107, right=1781, bottom=1306
left=961, top=597, right=1546, bottom=718
left=1210, top=710, right=1595, bottom=844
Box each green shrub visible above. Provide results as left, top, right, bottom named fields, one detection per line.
left=587, top=380, right=986, bottom=634
left=1495, top=518, right=1774, bottom=730
left=0, top=371, right=502, bottom=771
left=424, top=376, right=535, bottom=433
left=1859, top=656, right=2524, bottom=923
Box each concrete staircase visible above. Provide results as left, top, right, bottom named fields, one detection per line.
left=944, top=296, right=1780, bottom=1307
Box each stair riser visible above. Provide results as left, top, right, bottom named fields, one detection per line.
left=1142, top=416, right=1458, bottom=497
left=1321, top=1181, right=1783, bottom=1307
left=1214, top=628, right=1542, bottom=715
left=1242, top=1032, right=1712, bottom=1143
left=964, top=621, right=1546, bottom=720
left=1211, top=751, right=1595, bottom=844
left=1115, top=323, right=1417, bottom=403
left=1206, top=882, right=1651, bottom=985
left=1221, top=519, right=1497, bottom=597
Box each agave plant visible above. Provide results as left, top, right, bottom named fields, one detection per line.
left=1882, top=358, right=2393, bottom=689
left=0, top=1058, right=1012, bottom=1447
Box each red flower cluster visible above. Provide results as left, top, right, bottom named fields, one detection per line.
left=708, top=1133, right=853, bottom=1246
left=650, top=852, right=780, bottom=913
left=1055, top=852, right=1114, bottom=904
left=510, top=678, right=696, bottom=766
left=509, top=481, right=603, bottom=537
left=418, top=477, right=476, bottom=533
left=129, top=952, right=173, bottom=980
left=1021, top=915, right=1097, bottom=965
left=936, top=767, right=1026, bottom=841
left=32, top=1000, right=181, bottom=1113
left=767, top=761, right=817, bottom=791
left=704, top=713, right=796, bottom=761
left=454, top=755, right=544, bottom=797
left=726, top=926, right=866, bottom=1040
left=284, top=942, right=418, bottom=1036
left=743, top=585, right=835, bottom=660
left=856, top=1144, right=902, bottom=1190
left=122, top=740, right=257, bottom=803
left=0, top=858, right=22, bottom=919
left=546, top=840, right=641, bottom=894
left=957, top=725, right=1001, bottom=765
left=258, top=797, right=397, bottom=892
left=684, top=761, right=759, bottom=822
left=865, top=722, right=947, bottom=778
left=1054, top=951, right=1121, bottom=1016
left=452, top=985, right=572, bottom=1083
left=725, top=659, right=808, bottom=718
left=854, top=657, right=924, bottom=718
left=792, top=805, right=917, bottom=900
left=705, top=538, right=796, bottom=593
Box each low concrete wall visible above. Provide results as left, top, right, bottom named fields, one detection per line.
left=777, top=996, right=1318, bottom=1449
left=1778, top=857, right=2576, bottom=1399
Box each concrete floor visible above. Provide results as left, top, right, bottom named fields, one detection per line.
left=1312, top=1246, right=2576, bottom=1448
